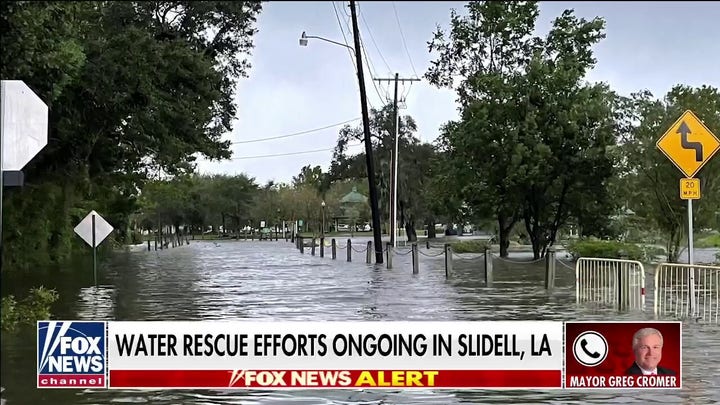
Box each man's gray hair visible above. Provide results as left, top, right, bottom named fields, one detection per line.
left=632, top=328, right=663, bottom=349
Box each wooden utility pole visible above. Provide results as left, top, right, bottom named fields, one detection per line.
left=373, top=74, right=420, bottom=247
left=349, top=0, right=383, bottom=263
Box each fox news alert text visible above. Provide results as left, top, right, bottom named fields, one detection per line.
left=105, top=321, right=563, bottom=389
left=37, top=320, right=682, bottom=390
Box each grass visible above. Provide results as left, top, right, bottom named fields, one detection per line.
left=449, top=239, right=489, bottom=253
left=695, top=233, right=720, bottom=248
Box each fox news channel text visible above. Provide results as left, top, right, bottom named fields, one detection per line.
left=564, top=321, right=682, bottom=390
left=106, top=321, right=562, bottom=389
left=37, top=321, right=106, bottom=388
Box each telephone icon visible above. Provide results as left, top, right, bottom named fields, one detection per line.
left=580, top=338, right=601, bottom=359
left=572, top=331, right=608, bottom=367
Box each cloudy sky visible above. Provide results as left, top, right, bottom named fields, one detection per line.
left=195, top=1, right=720, bottom=185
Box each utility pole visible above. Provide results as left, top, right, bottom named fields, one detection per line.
left=373, top=74, right=420, bottom=247
left=349, top=0, right=383, bottom=264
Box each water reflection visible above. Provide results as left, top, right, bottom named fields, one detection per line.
left=75, top=286, right=116, bottom=321
left=1, top=240, right=719, bottom=404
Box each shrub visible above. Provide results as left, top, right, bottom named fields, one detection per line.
left=696, top=234, right=720, bottom=248
left=566, top=239, right=647, bottom=261
left=450, top=239, right=489, bottom=254
left=1, top=286, right=60, bottom=332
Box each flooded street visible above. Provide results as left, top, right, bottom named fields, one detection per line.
left=2, top=239, right=719, bottom=404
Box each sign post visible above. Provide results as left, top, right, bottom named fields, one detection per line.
left=74, top=210, right=114, bottom=286
left=656, top=110, right=720, bottom=317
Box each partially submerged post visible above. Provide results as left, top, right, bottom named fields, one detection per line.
left=412, top=243, right=419, bottom=274
left=320, top=237, right=325, bottom=258
left=366, top=241, right=372, bottom=264
left=332, top=239, right=337, bottom=259
left=545, top=247, right=556, bottom=290
left=484, top=247, right=493, bottom=286
left=444, top=243, right=453, bottom=278
left=386, top=242, right=393, bottom=269
left=347, top=239, right=352, bottom=262
left=311, top=237, right=316, bottom=256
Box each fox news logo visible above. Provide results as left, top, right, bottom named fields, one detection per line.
left=37, top=321, right=106, bottom=388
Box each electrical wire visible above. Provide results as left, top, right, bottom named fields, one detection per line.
left=391, top=2, right=418, bottom=78
left=230, top=143, right=363, bottom=160
left=332, top=1, right=358, bottom=70
left=230, top=118, right=360, bottom=144
left=359, top=4, right=391, bottom=73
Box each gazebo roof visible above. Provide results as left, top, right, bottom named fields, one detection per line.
left=340, top=187, right=367, bottom=204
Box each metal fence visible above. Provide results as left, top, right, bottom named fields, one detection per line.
left=575, top=258, right=646, bottom=311
left=654, top=263, right=720, bottom=323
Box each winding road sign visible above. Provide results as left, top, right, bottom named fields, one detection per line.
left=656, top=110, right=720, bottom=178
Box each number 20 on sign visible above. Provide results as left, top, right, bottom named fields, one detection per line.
left=680, top=178, right=700, bottom=200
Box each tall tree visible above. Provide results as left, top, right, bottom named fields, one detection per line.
left=617, top=86, right=720, bottom=262
left=426, top=1, right=541, bottom=257
left=0, top=1, right=263, bottom=270
left=427, top=2, right=616, bottom=258
left=330, top=104, right=435, bottom=241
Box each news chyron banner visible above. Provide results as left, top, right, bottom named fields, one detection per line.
left=38, top=321, right=563, bottom=389
left=565, top=321, right=682, bottom=390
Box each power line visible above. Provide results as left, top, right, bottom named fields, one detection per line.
left=230, top=143, right=363, bottom=160
left=360, top=37, right=390, bottom=105
left=358, top=4, right=391, bottom=73
left=391, top=2, right=418, bottom=78
left=332, top=2, right=357, bottom=71
left=332, top=2, right=380, bottom=110
left=356, top=3, right=391, bottom=104
left=230, top=118, right=360, bottom=144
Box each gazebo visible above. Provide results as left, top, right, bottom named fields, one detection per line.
left=332, top=187, right=368, bottom=232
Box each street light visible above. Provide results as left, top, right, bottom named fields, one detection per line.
left=321, top=201, right=326, bottom=238
left=299, top=31, right=354, bottom=50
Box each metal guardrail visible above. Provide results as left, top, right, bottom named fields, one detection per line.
left=575, top=258, right=646, bottom=311
left=654, top=263, right=720, bottom=323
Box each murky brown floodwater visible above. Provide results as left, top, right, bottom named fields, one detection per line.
left=2, top=239, right=719, bottom=404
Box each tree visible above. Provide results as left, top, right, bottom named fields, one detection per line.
left=427, top=2, right=615, bottom=258
left=0, top=1, right=263, bottom=270
left=617, top=86, right=720, bottom=262
left=426, top=2, right=541, bottom=257
left=329, top=104, right=436, bottom=240
left=292, top=165, right=331, bottom=197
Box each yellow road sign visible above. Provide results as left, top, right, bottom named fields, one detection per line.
left=680, top=178, right=700, bottom=200
left=656, top=110, right=720, bottom=178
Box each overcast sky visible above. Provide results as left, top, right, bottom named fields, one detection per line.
left=194, top=1, right=720, bottom=185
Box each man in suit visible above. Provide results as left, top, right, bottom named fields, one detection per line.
left=625, top=328, right=676, bottom=375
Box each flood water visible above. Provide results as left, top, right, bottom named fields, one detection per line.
left=1, top=239, right=719, bottom=404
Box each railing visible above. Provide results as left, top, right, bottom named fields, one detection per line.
left=575, top=258, right=646, bottom=311
left=654, top=263, right=720, bottom=323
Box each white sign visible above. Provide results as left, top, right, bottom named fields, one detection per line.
left=74, top=210, right=114, bottom=248
left=1, top=80, right=49, bottom=171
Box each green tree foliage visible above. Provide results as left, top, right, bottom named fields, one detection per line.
left=329, top=104, right=436, bottom=241
left=138, top=174, right=259, bottom=238
left=615, top=86, right=720, bottom=262
left=427, top=1, right=616, bottom=258
left=1, top=1, right=263, bottom=271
